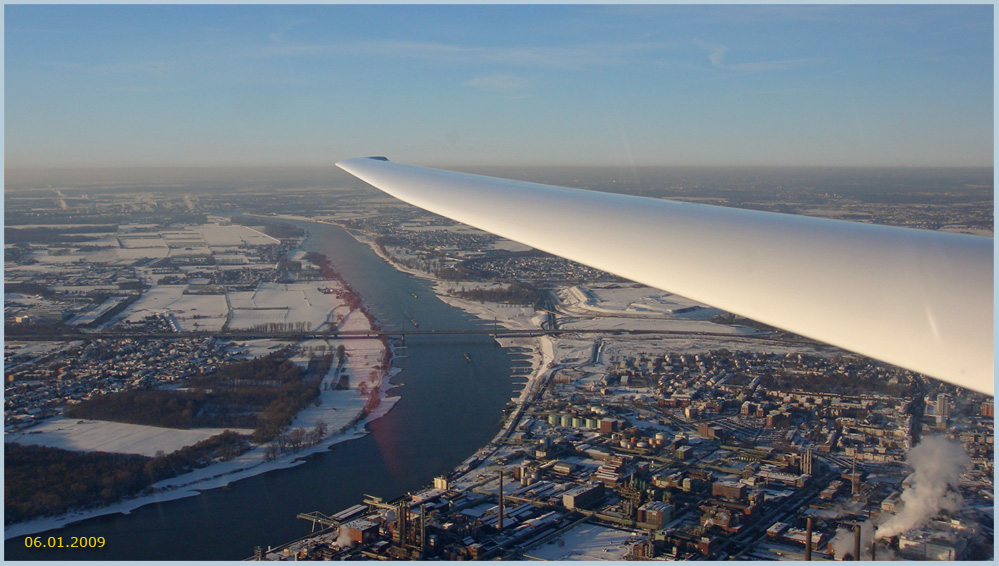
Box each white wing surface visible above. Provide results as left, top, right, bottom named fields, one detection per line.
left=337, top=157, right=994, bottom=396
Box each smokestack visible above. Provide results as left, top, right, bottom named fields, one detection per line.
left=805, top=517, right=813, bottom=561
left=420, top=504, right=426, bottom=552
left=871, top=539, right=876, bottom=561
left=498, top=471, right=504, bottom=530
left=854, top=524, right=861, bottom=561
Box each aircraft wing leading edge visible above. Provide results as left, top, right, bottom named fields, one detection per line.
left=337, top=157, right=993, bottom=396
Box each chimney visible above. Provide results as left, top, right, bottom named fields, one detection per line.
left=852, top=457, right=858, bottom=494
left=853, top=524, right=861, bottom=561
left=420, top=504, right=426, bottom=551
left=805, top=517, right=813, bottom=561
left=498, top=471, right=504, bottom=530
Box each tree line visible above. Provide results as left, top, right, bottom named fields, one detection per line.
left=5, top=431, right=248, bottom=524
left=66, top=352, right=323, bottom=443
left=453, top=281, right=542, bottom=306
left=229, top=217, right=305, bottom=239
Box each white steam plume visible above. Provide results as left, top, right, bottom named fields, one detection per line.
left=875, top=435, right=970, bottom=540
left=831, top=520, right=870, bottom=560
left=336, top=525, right=356, bottom=548
left=831, top=519, right=897, bottom=561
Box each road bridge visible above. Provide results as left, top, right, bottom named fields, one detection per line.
left=6, top=327, right=813, bottom=343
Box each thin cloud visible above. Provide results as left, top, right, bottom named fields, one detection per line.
left=694, top=39, right=820, bottom=72
left=260, top=38, right=664, bottom=70
left=725, top=59, right=819, bottom=72
left=693, top=40, right=732, bottom=67
left=85, top=60, right=176, bottom=77
left=463, top=73, right=533, bottom=94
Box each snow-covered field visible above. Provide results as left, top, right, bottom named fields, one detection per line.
left=4, top=293, right=52, bottom=308
left=552, top=282, right=763, bottom=337
left=3, top=390, right=398, bottom=541
left=114, top=246, right=170, bottom=261
left=118, top=235, right=167, bottom=249
left=123, top=223, right=278, bottom=249
left=114, top=285, right=229, bottom=332
left=4, top=223, right=412, bottom=539
left=559, top=282, right=724, bottom=321
left=188, top=224, right=278, bottom=247
left=6, top=418, right=254, bottom=457
left=227, top=281, right=342, bottom=331
left=5, top=304, right=399, bottom=540
left=562, top=315, right=753, bottom=333
left=4, top=341, right=83, bottom=365
left=526, top=522, right=641, bottom=560
left=432, top=281, right=545, bottom=331
left=288, top=329, right=393, bottom=437
left=67, top=296, right=129, bottom=326
left=112, top=276, right=349, bottom=335
left=228, top=338, right=292, bottom=359
left=9, top=223, right=277, bottom=268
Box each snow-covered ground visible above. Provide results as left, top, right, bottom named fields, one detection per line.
left=188, top=223, right=278, bottom=247
left=111, top=276, right=352, bottom=335
left=4, top=340, right=81, bottom=359
left=2, top=391, right=399, bottom=541
left=526, top=522, right=641, bottom=560
left=561, top=315, right=754, bottom=333
left=228, top=338, right=293, bottom=359
left=4, top=304, right=399, bottom=540
left=557, top=283, right=731, bottom=324
left=4, top=229, right=406, bottom=538
left=118, top=234, right=168, bottom=249
left=8, top=223, right=278, bottom=268
left=114, top=285, right=229, bottom=332
left=6, top=418, right=254, bottom=457
left=228, top=281, right=342, bottom=331
left=288, top=330, right=394, bottom=438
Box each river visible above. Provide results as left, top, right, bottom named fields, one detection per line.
left=5, top=220, right=525, bottom=561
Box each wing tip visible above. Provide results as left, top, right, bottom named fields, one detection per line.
left=336, top=156, right=390, bottom=172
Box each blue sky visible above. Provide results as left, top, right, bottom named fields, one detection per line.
left=4, top=4, right=993, bottom=168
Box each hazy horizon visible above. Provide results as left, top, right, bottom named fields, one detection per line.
left=5, top=163, right=993, bottom=204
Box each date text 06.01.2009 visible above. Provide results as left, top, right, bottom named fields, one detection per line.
left=24, top=536, right=106, bottom=549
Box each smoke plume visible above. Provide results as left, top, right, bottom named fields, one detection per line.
left=336, top=525, right=356, bottom=548
left=874, top=435, right=970, bottom=540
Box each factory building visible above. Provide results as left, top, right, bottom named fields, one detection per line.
left=562, top=482, right=604, bottom=510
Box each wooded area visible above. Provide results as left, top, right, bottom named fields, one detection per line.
left=453, top=281, right=542, bottom=306
left=66, top=351, right=323, bottom=442
left=5, top=431, right=248, bottom=524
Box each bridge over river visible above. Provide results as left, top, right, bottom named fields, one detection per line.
left=6, top=327, right=803, bottom=342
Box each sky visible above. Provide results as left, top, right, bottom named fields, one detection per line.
left=3, top=4, right=994, bottom=169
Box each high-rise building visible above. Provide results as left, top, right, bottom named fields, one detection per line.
left=801, top=447, right=814, bottom=476
left=937, top=393, right=950, bottom=418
